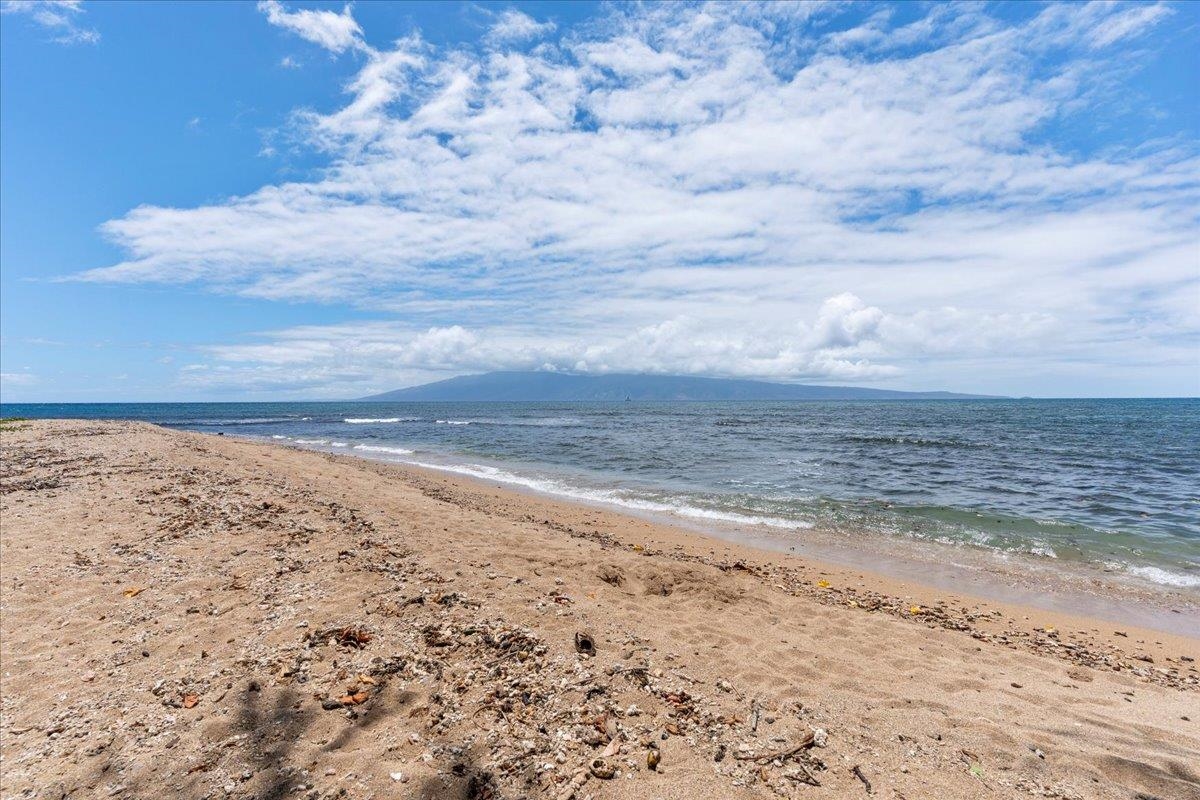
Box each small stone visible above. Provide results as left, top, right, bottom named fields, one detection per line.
left=389, top=772, right=407, bottom=783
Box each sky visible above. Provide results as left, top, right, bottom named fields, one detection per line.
left=1, top=0, right=1197, bottom=402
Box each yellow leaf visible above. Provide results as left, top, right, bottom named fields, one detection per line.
left=123, top=587, right=145, bottom=598
left=909, top=605, right=922, bottom=614
left=816, top=579, right=830, bottom=589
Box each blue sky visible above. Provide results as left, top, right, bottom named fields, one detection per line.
left=1, top=0, right=1197, bottom=401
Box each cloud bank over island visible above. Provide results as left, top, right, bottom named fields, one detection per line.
left=75, top=1, right=1198, bottom=396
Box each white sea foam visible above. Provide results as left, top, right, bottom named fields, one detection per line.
left=344, top=417, right=416, bottom=424
left=189, top=417, right=296, bottom=426
left=271, top=435, right=287, bottom=439
left=1118, top=564, right=1200, bottom=588
left=352, top=444, right=414, bottom=456
left=294, top=438, right=329, bottom=445
left=434, top=417, right=579, bottom=427
left=401, top=460, right=813, bottom=531
left=330, top=442, right=349, bottom=447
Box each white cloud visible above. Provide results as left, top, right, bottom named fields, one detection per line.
left=74, top=2, right=1200, bottom=394
left=0, top=371, right=37, bottom=385
left=1028, top=1, right=1174, bottom=50
left=257, top=0, right=364, bottom=54
left=191, top=293, right=1073, bottom=396
left=280, top=55, right=302, bottom=69
left=485, top=9, right=555, bottom=46
left=1, top=0, right=99, bottom=44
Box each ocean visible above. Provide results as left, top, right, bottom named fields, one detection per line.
left=4, top=399, right=1198, bottom=590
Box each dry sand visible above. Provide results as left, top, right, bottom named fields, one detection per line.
left=1, top=419, right=1198, bottom=800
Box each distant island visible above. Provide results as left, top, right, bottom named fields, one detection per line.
left=357, top=371, right=1000, bottom=402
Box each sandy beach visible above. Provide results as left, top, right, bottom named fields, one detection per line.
left=2, top=419, right=1198, bottom=800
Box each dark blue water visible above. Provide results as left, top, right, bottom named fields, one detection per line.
left=5, top=399, right=1198, bottom=587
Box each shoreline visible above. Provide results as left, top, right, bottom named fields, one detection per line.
left=263, top=433, right=1200, bottom=638
left=308, top=445, right=1200, bottom=650
left=3, top=420, right=1198, bottom=800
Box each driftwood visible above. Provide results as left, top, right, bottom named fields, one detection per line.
left=734, top=730, right=815, bottom=763
left=852, top=764, right=874, bottom=794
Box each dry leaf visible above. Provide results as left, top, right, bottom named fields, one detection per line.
left=338, top=691, right=369, bottom=706
left=182, top=693, right=200, bottom=708
left=123, top=587, right=145, bottom=598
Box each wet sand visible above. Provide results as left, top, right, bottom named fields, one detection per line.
left=2, top=420, right=1198, bottom=800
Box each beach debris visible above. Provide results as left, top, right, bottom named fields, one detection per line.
left=1066, top=668, right=1093, bottom=682
left=647, top=748, right=661, bottom=770
left=734, top=730, right=815, bottom=763
left=784, top=763, right=821, bottom=786
left=180, top=693, right=199, bottom=709
left=852, top=764, right=873, bottom=794
left=122, top=587, right=145, bottom=598
left=556, top=768, right=590, bottom=800
left=574, top=630, right=596, bottom=656
left=597, top=564, right=625, bottom=586
left=307, top=624, right=373, bottom=649
left=588, top=758, right=617, bottom=779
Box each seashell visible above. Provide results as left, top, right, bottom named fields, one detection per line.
left=574, top=631, right=596, bottom=657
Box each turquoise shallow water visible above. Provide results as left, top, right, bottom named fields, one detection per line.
left=5, top=398, right=1198, bottom=588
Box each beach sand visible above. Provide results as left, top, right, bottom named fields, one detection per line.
left=2, top=419, right=1198, bottom=800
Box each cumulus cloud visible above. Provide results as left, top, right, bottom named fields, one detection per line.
left=73, top=1, right=1199, bottom=393
left=191, top=293, right=1076, bottom=397
left=2, top=0, right=99, bottom=44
